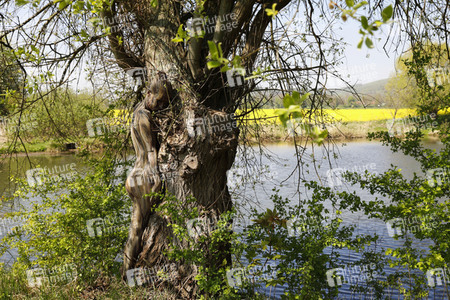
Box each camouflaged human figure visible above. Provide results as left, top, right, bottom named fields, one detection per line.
left=123, top=72, right=173, bottom=273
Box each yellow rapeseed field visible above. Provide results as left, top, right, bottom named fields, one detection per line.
left=237, top=108, right=418, bottom=124
left=114, top=108, right=447, bottom=125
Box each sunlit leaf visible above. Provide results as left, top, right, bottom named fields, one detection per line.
left=207, top=61, right=222, bottom=69
left=283, top=94, right=293, bottom=108
left=382, top=5, right=393, bottom=22
left=361, top=16, right=369, bottom=29
left=58, top=0, right=70, bottom=10
left=265, top=3, right=278, bottom=18
left=353, top=1, right=368, bottom=9
left=15, top=0, right=29, bottom=6
left=365, top=37, right=374, bottom=48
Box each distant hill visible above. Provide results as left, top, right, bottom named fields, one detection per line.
left=325, top=78, right=390, bottom=108
left=323, top=78, right=391, bottom=108
left=351, top=78, right=389, bottom=95
left=256, top=78, right=391, bottom=108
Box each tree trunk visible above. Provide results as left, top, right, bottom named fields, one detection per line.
left=123, top=86, right=239, bottom=297
left=121, top=6, right=239, bottom=295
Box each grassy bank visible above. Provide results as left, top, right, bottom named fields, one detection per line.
left=0, top=268, right=178, bottom=300
left=240, top=119, right=392, bottom=144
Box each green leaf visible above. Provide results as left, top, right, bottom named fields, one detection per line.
left=207, top=61, right=222, bottom=69
left=353, top=1, right=368, bottom=10
left=292, top=91, right=301, bottom=103
left=278, top=113, right=289, bottom=127
left=365, top=37, right=373, bottom=48
left=172, top=25, right=187, bottom=43
left=150, top=0, right=158, bottom=7
left=318, top=129, right=329, bottom=138
left=381, top=5, right=393, bottom=22
left=30, top=45, right=39, bottom=54
left=58, top=0, right=70, bottom=10
left=73, top=0, right=85, bottom=12
left=231, top=56, right=242, bottom=68
left=361, top=16, right=369, bottom=29
left=206, top=42, right=229, bottom=69
left=265, top=3, right=278, bottom=18
left=345, top=0, right=354, bottom=7
left=171, top=37, right=183, bottom=43
left=207, top=41, right=218, bottom=59
left=291, top=111, right=303, bottom=119
left=374, top=20, right=383, bottom=26
left=80, top=29, right=89, bottom=38
left=300, top=93, right=310, bottom=103
left=357, top=38, right=363, bottom=48
left=220, top=65, right=231, bottom=73
left=15, top=0, right=29, bottom=6
left=217, top=42, right=224, bottom=58
left=283, top=94, right=293, bottom=108
left=288, top=105, right=300, bottom=111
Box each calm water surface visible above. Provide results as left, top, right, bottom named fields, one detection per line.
left=0, top=141, right=447, bottom=299
left=229, top=141, right=447, bottom=299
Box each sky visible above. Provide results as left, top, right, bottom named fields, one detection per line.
left=9, top=2, right=401, bottom=91
left=72, top=5, right=401, bottom=91
left=327, top=17, right=400, bottom=88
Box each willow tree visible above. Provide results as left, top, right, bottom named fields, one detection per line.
left=1, top=0, right=335, bottom=281
left=2, top=0, right=447, bottom=297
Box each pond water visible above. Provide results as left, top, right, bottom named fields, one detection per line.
left=229, top=141, right=447, bottom=299
left=0, top=140, right=447, bottom=299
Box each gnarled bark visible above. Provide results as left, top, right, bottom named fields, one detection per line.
left=122, top=65, right=239, bottom=297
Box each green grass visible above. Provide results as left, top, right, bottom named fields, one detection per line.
left=0, top=268, right=179, bottom=300
left=0, top=141, right=55, bottom=154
